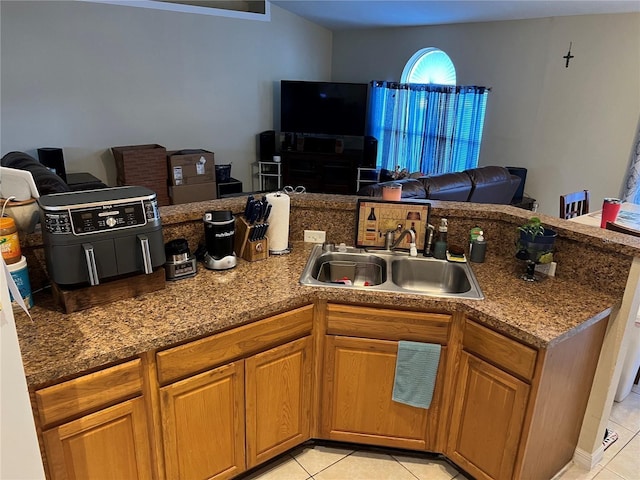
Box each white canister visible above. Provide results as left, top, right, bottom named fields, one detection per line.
left=7, top=256, right=33, bottom=308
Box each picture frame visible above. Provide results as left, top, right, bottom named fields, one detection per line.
left=355, top=199, right=431, bottom=251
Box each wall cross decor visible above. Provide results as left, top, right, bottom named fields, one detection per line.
left=563, top=42, right=574, bottom=68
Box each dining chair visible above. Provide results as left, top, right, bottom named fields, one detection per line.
left=605, top=221, right=640, bottom=236
left=560, top=190, right=590, bottom=219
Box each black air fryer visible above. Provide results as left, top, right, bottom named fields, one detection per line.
left=203, top=210, right=237, bottom=270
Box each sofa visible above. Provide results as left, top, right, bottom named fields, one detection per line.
left=357, top=166, right=522, bottom=204
left=1, top=151, right=108, bottom=196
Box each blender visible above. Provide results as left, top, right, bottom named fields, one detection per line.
left=203, top=210, right=237, bottom=270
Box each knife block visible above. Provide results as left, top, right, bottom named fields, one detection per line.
left=234, top=216, right=269, bottom=262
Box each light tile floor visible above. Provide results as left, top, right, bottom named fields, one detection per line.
left=239, top=384, right=640, bottom=480
left=553, top=384, right=640, bottom=480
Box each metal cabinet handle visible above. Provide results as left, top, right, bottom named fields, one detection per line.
left=82, top=243, right=100, bottom=286
left=137, top=234, right=153, bottom=275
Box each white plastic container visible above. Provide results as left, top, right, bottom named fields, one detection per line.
left=7, top=255, right=33, bottom=309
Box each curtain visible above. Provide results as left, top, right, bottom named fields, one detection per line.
left=621, top=117, right=640, bottom=203
left=367, top=81, right=489, bottom=175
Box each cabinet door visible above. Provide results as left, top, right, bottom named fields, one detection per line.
left=321, top=336, right=444, bottom=451
left=245, top=336, right=313, bottom=468
left=42, top=397, right=152, bottom=480
left=447, top=352, right=530, bottom=480
left=161, top=361, right=245, bottom=480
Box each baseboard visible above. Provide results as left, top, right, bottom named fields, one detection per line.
left=573, top=444, right=604, bottom=470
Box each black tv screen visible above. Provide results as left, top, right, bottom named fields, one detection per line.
left=280, top=80, right=368, bottom=137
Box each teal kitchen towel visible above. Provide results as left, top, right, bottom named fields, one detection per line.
left=392, top=341, right=441, bottom=409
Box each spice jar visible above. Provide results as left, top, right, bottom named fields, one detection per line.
left=0, top=216, right=22, bottom=264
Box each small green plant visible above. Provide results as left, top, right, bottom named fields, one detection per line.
left=515, top=217, right=556, bottom=264
left=517, top=216, right=545, bottom=239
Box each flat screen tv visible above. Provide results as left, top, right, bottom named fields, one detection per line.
left=280, top=80, right=368, bottom=137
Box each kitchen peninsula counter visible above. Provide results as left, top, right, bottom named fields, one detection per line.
left=14, top=194, right=640, bottom=480
left=14, top=194, right=640, bottom=387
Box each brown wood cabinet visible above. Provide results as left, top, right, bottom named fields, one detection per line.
left=42, top=397, right=153, bottom=480
left=155, top=305, right=314, bottom=480
left=160, top=335, right=313, bottom=479
left=160, top=361, right=245, bottom=480
left=321, top=304, right=450, bottom=451
left=446, top=320, right=536, bottom=480
left=446, top=318, right=609, bottom=480
left=322, top=336, right=446, bottom=450
left=31, top=302, right=609, bottom=480
left=246, top=336, right=313, bottom=468
left=447, top=351, right=530, bottom=480
left=36, top=359, right=153, bottom=480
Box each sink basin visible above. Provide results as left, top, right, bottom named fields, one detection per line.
left=306, top=251, right=387, bottom=286
left=299, top=245, right=484, bottom=299
left=391, top=258, right=472, bottom=294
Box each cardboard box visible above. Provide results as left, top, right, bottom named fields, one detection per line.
left=167, top=150, right=215, bottom=186
left=112, top=144, right=170, bottom=206
left=169, top=182, right=217, bottom=205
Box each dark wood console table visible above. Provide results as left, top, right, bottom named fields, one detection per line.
left=281, top=150, right=362, bottom=194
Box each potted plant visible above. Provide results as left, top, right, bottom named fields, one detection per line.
left=515, top=217, right=557, bottom=281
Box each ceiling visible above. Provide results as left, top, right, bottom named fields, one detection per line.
left=269, top=0, right=640, bottom=30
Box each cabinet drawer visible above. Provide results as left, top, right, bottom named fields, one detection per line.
left=36, top=359, right=143, bottom=427
left=327, top=304, right=451, bottom=343
left=157, top=304, right=314, bottom=384
left=463, top=320, right=537, bottom=381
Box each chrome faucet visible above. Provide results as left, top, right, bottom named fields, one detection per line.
left=384, top=224, right=418, bottom=257
left=423, top=224, right=435, bottom=256
left=383, top=224, right=401, bottom=249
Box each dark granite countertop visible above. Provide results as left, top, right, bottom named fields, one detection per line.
left=15, top=241, right=618, bottom=388
left=14, top=193, right=639, bottom=388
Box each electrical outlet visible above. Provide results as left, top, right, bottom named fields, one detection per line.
left=304, top=230, right=326, bottom=243
left=535, top=261, right=557, bottom=277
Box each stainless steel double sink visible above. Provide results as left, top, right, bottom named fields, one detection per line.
left=299, top=244, right=484, bottom=300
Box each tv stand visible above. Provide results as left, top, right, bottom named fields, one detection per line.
left=294, top=136, right=344, bottom=155
left=281, top=149, right=361, bottom=195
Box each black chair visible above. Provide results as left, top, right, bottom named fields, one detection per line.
left=560, top=190, right=590, bottom=219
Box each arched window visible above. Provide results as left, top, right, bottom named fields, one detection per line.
left=367, top=47, right=488, bottom=177
left=401, top=48, right=456, bottom=85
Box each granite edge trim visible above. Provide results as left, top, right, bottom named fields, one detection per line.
left=25, top=286, right=615, bottom=388
left=23, top=194, right=640, bottom=256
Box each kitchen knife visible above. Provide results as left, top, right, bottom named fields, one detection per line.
left=248, top=202, right=260, bottom=224
left=244, top=195, right=254, bottom=219
left=254, top=202, right=263, bottom=224
left=262, top=203, right=272, bottom=222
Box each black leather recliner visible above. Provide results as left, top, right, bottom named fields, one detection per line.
left=466, top=166, right=521, bottom=204
left=357, top=166, right=522, bottom=204
left=1, top=151, right=70, bottom=195
left=1, top=151, right=107, bottom=195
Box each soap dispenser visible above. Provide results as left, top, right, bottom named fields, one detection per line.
left=433, top=218, right=448, bottom=259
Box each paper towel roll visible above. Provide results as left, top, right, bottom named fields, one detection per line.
left=266, top=192, right=290, bottom=253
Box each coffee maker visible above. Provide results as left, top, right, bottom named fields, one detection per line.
left=203, top=210, right=237, bottom=270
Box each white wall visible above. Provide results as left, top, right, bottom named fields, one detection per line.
left=0, top=0, right=332, bottom=191
left=3, top=5, right=638, bottom=214
left=331, top=14, right=640, bottom=216
left=1, top=265, right=46, bottom=479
